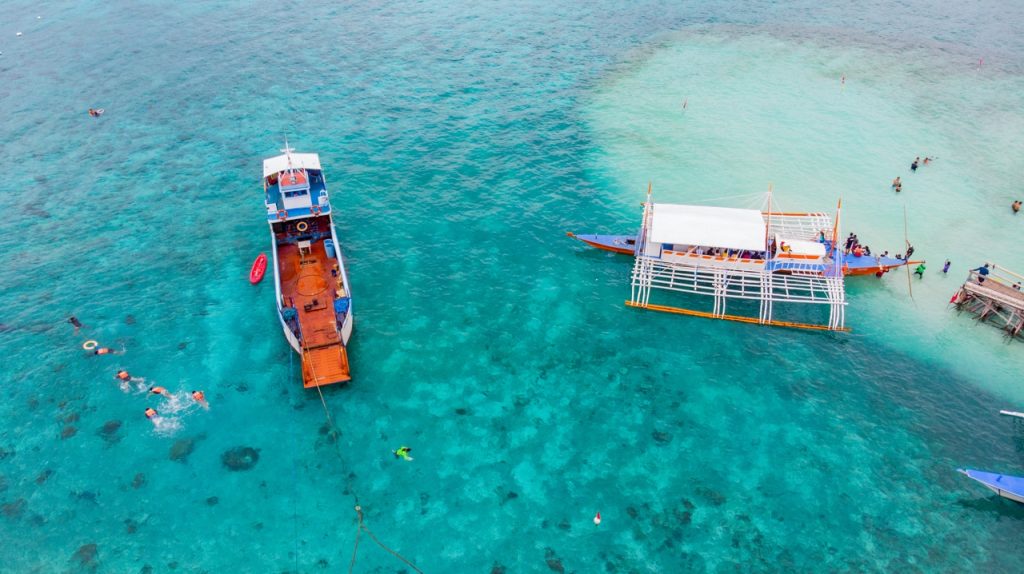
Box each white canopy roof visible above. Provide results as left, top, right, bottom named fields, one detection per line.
left=648, top=204, right=766, bottom=251
left=263, top=153, right=322, bottom=178
left=778, top=237, right=826, bottom=257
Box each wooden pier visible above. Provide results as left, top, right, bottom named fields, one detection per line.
left=951, top=264, right=1024, bottom=340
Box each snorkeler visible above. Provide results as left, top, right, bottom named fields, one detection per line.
left=144, top=407, right=158, bottom=420
left=68, top=316, right=83, bottom=333
left=393, top=446, right=413, bottom=461
left=191, top=390, right=208, bottom=409
left=93, top=346, right=121, bottom=355
left=115, top=370, right=132, bottom=381
left=149, top=386, right=168, bottom=396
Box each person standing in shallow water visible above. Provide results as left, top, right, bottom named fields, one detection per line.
left=911, top=157, right=919, bottom=172
left=914, top=263, right=926, bottom=278
left=943, top=260, right=951, bottom=274
left=1013, top=200, right=1021, bottom=213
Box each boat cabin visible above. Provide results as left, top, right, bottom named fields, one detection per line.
left=644, top=204, right=769, bottom=267
left=262, top=152, right=330, bottom=221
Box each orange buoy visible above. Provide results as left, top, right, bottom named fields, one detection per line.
left=593, top=512, right=601, bottom=525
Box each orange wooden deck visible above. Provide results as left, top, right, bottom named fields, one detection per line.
left=278, top=239, right=351, bottom=387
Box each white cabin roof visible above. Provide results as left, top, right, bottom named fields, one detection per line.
left=263, top=153, right=322, bottom=178
left=649, top=204, right=766, bottom=251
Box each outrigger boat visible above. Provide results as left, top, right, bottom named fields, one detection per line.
left=570, top=225, right=915, bottom=276
left=958, top=468, right=1024, bottom=503
left=570, top=186, right=916, bottom=332
left=263, top=144, right=353, bottom=388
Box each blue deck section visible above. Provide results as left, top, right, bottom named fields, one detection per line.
left=839, top=254, right=908, bottom=270
left=265, top=203, right=332, bottom=222
left=764, top=260, right=829, bottom=273
left=960, top=469, right=1024, bottom=499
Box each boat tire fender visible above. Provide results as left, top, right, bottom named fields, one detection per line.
left=296, top=221, right=309, bottom=232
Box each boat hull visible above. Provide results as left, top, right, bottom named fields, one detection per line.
left=570, top=232, right=916, bottom=277
left=264, top=153, right=354, bottom=388
left=958, top=468, right=1024, bottom=503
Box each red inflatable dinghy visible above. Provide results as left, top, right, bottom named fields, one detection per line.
left=249, top=253, right=267, bottom=284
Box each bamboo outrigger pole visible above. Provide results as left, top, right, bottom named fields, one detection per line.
left=904, top=205, right=914, bottom=300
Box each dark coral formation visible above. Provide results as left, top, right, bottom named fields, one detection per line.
left=98, top=420, right=122, bottom=444
left=221, top=446, right=260, bottom=471
left=169, top=434, right=205, bottom=463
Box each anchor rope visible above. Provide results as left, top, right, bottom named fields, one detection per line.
left=298, top=328, right=423, bottom=574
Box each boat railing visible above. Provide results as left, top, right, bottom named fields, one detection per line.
left=765, top=212, right=832, bottom=242
left=964, top=268, right=1024, bottom=304
left=631, top=256, right=844, bottom=305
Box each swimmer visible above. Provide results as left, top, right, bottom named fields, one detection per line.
left=943, top=260, right=951, bottom=274
left=93, top=347, right=121, bottom=355
left=1012, top=200, right=1021, bottom=213
left=115, top=370, right=132, bottom=381
left=149, top=386, right=168, bottom=396
left=923, top=157, right=933, bottom=166
left=393, top=446, right=413, bottom=461
left=191, top=390, right=208, bottom=409
left=68, top=316, right=83, bottom=333
left=145, top=407, right=158, bottom=420
left=914, top=263, right=926, bottom=278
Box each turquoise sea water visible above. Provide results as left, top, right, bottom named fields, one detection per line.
left=2, top=1, right=1024, bottom=572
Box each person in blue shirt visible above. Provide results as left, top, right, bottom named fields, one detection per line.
left=974, top=263, right=991, bottom=283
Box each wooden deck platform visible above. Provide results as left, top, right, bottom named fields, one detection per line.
left=954, top=268, right=1024, bottom=340
left=278, top=238, right=351, bottom=387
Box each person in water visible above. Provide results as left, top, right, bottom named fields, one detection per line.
left=914, top=263, right=926, bottom=278
left=145, top=407, right=158, bottom=420
left=923, top=157, right=933, bottom=166
left=68, top=316, right=83, bottom=333
left=1013, top=200, right=1021, bottom=213
left=116, top=370, right=132, bottom=381
left=910, top=157, right=920, bottom=172
left=393, top=446, right=413, bottom=461
left=149, top=386, right=168, bottom=396
left=905, top=245, right=915, bottom=260
left=943, top=260, right=951, bottom=274
left=93, top=347, right=120, bottom=355
left=191, top=390, right=208, bottom=409
left=891, top=176, right=901, bottom=191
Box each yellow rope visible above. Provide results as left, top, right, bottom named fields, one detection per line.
left=298, top=332, right=423, bottom=573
